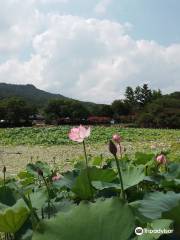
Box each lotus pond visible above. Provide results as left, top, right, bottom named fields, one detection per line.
left=0, top=126, right=180, bottom=239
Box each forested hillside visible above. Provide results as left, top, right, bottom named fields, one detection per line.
left=0, top=83, right=179, bottom=128
left=0, top=83, right=68, bottom=106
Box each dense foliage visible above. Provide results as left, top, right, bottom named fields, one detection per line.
left=0, top=83, right=179, bottom=128
left=0, top=126, right=179, bottom=146
left=138, top=94, right=180, bottom=128
left=0, top=97, right=36, bottom=126
left=44, top=99, right=89, bottom=123
left=0, top=127, right=179, bottom=240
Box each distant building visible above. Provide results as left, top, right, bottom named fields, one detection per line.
left=87, top=116, right=112, bottom=124
left=110, top=119, right=115, bottom=124
left=30, top=114, right=46, bottom=126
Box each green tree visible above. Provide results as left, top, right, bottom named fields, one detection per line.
left=137, top=95, right=180, bottom=128
left=140, top=84, right=152, bottom=105
left=45, top=99, right=70, bottom=120
left=125, top=86, right=135, bottom=105
left=0, top=101, right=6, bottom=120
left=134, top=84, right=152, bottom=107
left=152, top=89, right=162, bottom=100
left=99, top=105, right=113, bottom=117
left=111, top=100, right=131, bottom=116
left=0, top=97, right=35, bottom=125
left=44, top=99, right=89, bottom=121
left=134, top=86, right=142, bottom=106
left=69, top=101, right=89, bottom=119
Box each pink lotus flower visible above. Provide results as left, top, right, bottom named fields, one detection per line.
left=156, top=154, right=167, bottom=164
left=52, top=175, right=61, bottom=181
left=69, top=125, right=90, bottom=142
left=112, top=134, right=122, bottom=144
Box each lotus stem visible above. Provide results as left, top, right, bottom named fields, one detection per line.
left=21, top=192, right=40, bottom=223
left=114, top=155, right=125, bottom=200
left=3, top=166, right=6, bottom=186
left=82, top=140, right=93, bottom=199
left=42, top=176, right=51, bottom=219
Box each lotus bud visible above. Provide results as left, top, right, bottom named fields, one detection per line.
left=156, top=154, right=167, bottom=164
left=52, top=175, right=61, bottom=181
left=109, top=140, right=117, bottom=157
left=112, top=134, right=122, bottom=144
left=37, top=168, right=43, bottom=177
left=2, top=166, right=6, bottom=173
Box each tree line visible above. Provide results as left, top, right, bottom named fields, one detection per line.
left=0, top=84, right=179, bottom=128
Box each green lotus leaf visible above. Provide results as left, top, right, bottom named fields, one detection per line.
left=138, top=191, right=180, bottom=225
left=135, top=152, right=155, bottom=165
left=29, top=189, right=47, bottom=210
left=0, top=206, right=29, bottom=233
left=72, top=169, right=94, bottom=199
left=134, top=219, right=173, bottom=240
left=32, top=198, right=135, bottom=240
left=26, top=161, right=51, bottom=177
left=92, top=165, right=145, bottom=190
left=72, top=167, right=117, bottom=199
left=0, top=186, right=16, bottom=207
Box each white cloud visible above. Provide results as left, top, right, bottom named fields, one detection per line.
left=0, top=56, right=46, bottom=87
left=39, top=0, right=68, bottom=3
left=94, top=0, right=112, bottom=15
left=0, top=1, right=46, bottom=57
left=0, top=1, right=180, bottom=103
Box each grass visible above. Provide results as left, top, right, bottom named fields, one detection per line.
left=0, top=126, right=180, bottom=175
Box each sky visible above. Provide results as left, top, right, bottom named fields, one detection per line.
left=0, top=0, right=180, bottom=103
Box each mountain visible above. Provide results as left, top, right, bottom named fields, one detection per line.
left=0, top=83, right=101, bottom=111
left=0, top=83, right=69, bottom=105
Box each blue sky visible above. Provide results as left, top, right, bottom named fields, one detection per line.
left=109, top=0, right=180, bottom=45
left=0, top=0, right=179, bottom=103
left=38, top=0, right=180, bottom=45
